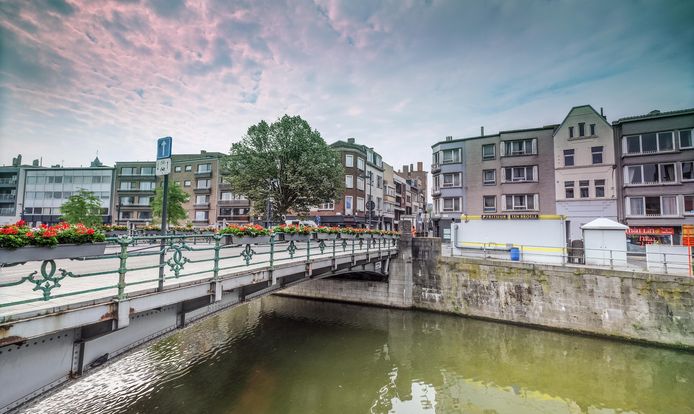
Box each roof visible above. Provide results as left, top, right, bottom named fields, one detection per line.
left=581, top=218, right=628, bottom=230
left=613, top=108, right=694, bottom=124
left=553, top=105, right=609, bottom=136
left=430, top=125, right=557, bottom=148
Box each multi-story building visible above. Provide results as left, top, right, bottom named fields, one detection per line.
left=21, top=158, right=115, bottom=226
left=382, top=162, right=397, bottom=231
left=399, top=162, right=428, bottom=206
left=312, top=138, right=384, bottom=228
left=613, top=108, right=694, bottom=245
left=431, top=136, right=464, bottom=239
left=553, top=105, right=618, bottom=240
left=114, top=161, right=156, bottom=225
left=0, top=155, right=26, bottom=225
left=393, top=173, right=407, bottom=231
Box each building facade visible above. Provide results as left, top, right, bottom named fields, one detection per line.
left=399, top=162, right=428, bottom=206
left=114, top=161, right=156, bottom=225
left=431, top=137, right=465, bottom=240
left=553, top=105, right=618, bottom=240
left=382, top=162, right=397, bottom=230
left=0, top=164, right=23, bottom=225
left=21, top=161, right=115, bottom=226
left=613, top=108, right=694, bottom=245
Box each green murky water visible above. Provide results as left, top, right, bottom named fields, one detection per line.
left=22, top=296, right=694, bottom=414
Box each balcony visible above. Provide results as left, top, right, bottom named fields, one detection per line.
left=431, top=164, right=441, bottom=174
left=0, top=207, right=15, bottom=216
left=219, top=199, right=250, bottom=207
left=194, top=203, right=211, bottom=209
left=432, top=189, right=441, bottom=197
left=119, top=188, right=155, bottom=193
left=194, top=187, right=211, bottom=194
left=194, top=170, right=212, bottom=178
left=0, top=178, right=17, bottom=187
left=0, top=194, right=16, bottom=202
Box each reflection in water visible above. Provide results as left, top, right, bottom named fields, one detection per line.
left=22, top=296, right=694, bottom=414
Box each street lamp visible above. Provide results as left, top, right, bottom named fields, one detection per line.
left=359, top=170, right=374, bottom=229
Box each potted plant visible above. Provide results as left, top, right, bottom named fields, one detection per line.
left=315, top=226, right=340, bottom=240
left=273, top=224, right=314, bottom=242
left=339, top=227, right=359, bottom=239
left=140, top=224, right=161, bottom=236
left=100, top=224, right=128, bottom=237
left=171, top=225, right=194, bottom=235
left=0, top=220, right=107, bottom=265
left=219, top=224, right=271, bottom=245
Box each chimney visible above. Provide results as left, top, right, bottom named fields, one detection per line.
left=347, top=138, right=355, bottom=144
left=445, top=136, right=452, bottom=141
left=410, top=164, right=413, bottom=172
left=417, top=161, right=423, bottom=171
left=201, top=150, right=207, bottom=155
left=481, top=126, right=484, bottom=136
left=32, top=159, right=39, bottom=166
left=402, top=165, right=409, bottom=173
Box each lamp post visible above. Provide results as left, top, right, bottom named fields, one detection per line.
left=360, top=170, right=373, bottom=229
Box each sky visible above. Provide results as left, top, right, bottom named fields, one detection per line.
left=0, top=0, right=693, bottom=170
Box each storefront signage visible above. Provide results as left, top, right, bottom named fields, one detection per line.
left=683, top=224, right=694, bottom=247
left=481, top=214, right=539, bottom=220
left=626, top=227, right=674, bottom=236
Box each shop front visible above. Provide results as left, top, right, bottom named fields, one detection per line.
left=626, top=226, right=675, bottom=246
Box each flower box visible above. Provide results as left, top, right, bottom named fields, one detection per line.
left=224, top=235, right=271, bottom=245
left=339, top=234, right=357, bottom=240
left=359, top=234, right=373, bottom=239
left=0, top=243, right=108, bottom=265
left=105, top=230, right=128, bottom=237
left=278, top=233, right=311, bottom=242
left=316, top=233, right=338, bottom=240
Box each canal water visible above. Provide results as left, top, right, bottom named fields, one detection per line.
left=22, top=296, right=694, bottom=414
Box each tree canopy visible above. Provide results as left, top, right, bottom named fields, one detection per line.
left=151, top=181, right=190, bottom=226
left=223, top=115, right=344, bottom=221
left=60, top=189, right=103, bottom=227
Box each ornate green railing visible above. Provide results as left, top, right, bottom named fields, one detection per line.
left=0, top=234, right=399, bottom=310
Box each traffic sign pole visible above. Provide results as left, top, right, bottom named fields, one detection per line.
left=156, top=136, right=172, bottom=292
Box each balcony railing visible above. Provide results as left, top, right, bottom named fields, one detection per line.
left=0, top=178, right=17, bottom=185
left=0, top=207, right=15, bottom=215
left=0, top=194, right=16, bottom=201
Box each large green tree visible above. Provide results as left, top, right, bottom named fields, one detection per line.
left=151, top=182, right=190, bottom=226
left=223, top=115, right=344, bottom=220
left=60, top=189, right=103, bottom=227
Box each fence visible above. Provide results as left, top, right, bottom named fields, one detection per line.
left=0, top=234, right=399, bottom=310
left=443, top=241, right=693, bottom=276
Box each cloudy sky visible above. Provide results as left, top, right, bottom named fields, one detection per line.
left=0, top=0, right=692, bottom=169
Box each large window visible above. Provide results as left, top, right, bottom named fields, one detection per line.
left=357, top=177, right=365, bottom=191
left=482, top=144, right=496, bottom=160
left=196, top=195, right=210, bottom=204
left=138, top=196, right=151, bottom=205
left=120, top=196, right=134, bottom=205
left=685, top=196, right=694, bottom=215
left=442, top=197, right=461, bottom=212
left=345, top=154, right=354, bottom=167
left=196, top=179, right=211, bottom=189
left=625, top=164, right=676, bottom=185
left=442, top=173, right=461, bottom=187
left=680, top=129, right=693, bottom=149
left=140, top=181, right=155, bottom=190
left=483, top=196, right=496, bottom=213
left=502, top=139, right=536, bottom=156
left=503, top=166, right=536, bottom=182
left=483, top=169, right=496, bottom=185
left=197, top=163, right=211, bottom=173
left=504, top=194, right=537, bottom=211
left=357, top=197, right=365, bottom=212
left=564, top=181, right=574, bottom=199
left=195, top=211, right=209, bottom=221
left=627, top=196, right=678, bottom=216
left=121, top=167, right=136, bottom=175
left=623, top=132, right=674, bottom=155
left=357, top=158, right=365, bottom=170
left=578, top=122, right=585, bottom=137
left=591, top=146, right=603, bottom=164
left=345, top=196, right=353, bottom=214
left=563, top=149, right=574, bottom=166
left=594, top=180, right=605, bottom=198
left=141, top=167, right=155, bottom=175
left=319, top=200, right=334, bottom=210
left=345, top=175, right=354, bottom=188
left=590, top=124, right=596, bottom=136
left=682, top=162, right=694, bottom=181
left=579, top=180, right=589, bottom=198
left=442, top=149, right=461, bottom=164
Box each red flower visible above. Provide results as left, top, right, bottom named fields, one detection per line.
left=15, top=219, right=26, bottom=227
left=86, top=228, right=95, bottom=235
left=26, top=231, right=34, bottom=238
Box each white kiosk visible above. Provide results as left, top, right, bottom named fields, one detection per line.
left=581, top=218, right=628, bottom=267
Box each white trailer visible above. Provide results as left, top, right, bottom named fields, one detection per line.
left=451, top=214, right=567, bottom=264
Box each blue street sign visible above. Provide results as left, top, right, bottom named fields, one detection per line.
left=315, top=215, right=321, bottom=225
left=157, top=136, right=172, bottom=160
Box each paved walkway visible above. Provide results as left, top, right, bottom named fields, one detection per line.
left=0, top=239, right=396, bottom=320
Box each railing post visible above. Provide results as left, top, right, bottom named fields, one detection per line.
left=158, top=236, right=166, bottom=291
left=117, top=238, right=130, bottom=300
left=332, top=238, right=336, bottom=259
left=663, top=253, right=668, bottom=274
left=306, top=237, right=311, bottom=261
left=213, top=234, right=221, bottom=281
left=609, top=249, right=614, bottom=269
left=270, top=234, right=275, bottom=269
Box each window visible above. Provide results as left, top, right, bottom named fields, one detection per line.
left=503, top=166, right=535, bottom=182
left=195, top=211, right=208, bottom=221
left=590, top=124, right=595, bottom=136
left=197, top=179, right=210, bottom=189
left=140, top=182, right=155, bottom=190
left=376, top=175, right=382, bottom=189
left=345, top=154, right=354, bottom=167
left=196, top=195, right=210, bottom=204
left=91, top=176, right=103, bottom=184
left=442, top=149, right=461, bottom=164
left=680, top=129, right=693, bottom=149
left=483, top=196, right=496, bottom=213
left=660, top=164, right=676, bottom=182
left=197, top=163, right=211, bottom=173
left=569, top=127, right=574, bottom=138
left=482, top=144, right=496, bottom=160
left=345, top=196, right=353, bottom=214
left=594, top=180, right=605, bottom=198
left=357, top=197, right=365, bottom=212
left=185, top=165, right=192, bottom=172
left=64, top=176, right=73, bottom=183
left=442, top=173, right=461, bottom=187
left=175, top=166, right=182, bottom=172
left=319, top=200, right=334, bottom=210
left=504, top=194, right=536, bottom=211
left=141, top=167, right=155, bottom=175
left=48, top=176, right=63, bottom=184
left=221, top=192, right=232, bottom=200
left=120, top=211, right=131, bottom=219
left=483, top=169, right=496, bottom=185
left=442, top=197, right=461, bottom=212
left=628, top=196, right=678, bottom=216
left=579, top=180, right=589, bottom=198
left=502, top=139, right=536, bottom=156
left=591, top=146, right=603, bottom=164
left=120, top=182, right=135, bottom=190
left=139, top=211, right=152, bottom=220
left=626, top=163, right=675, bottom=185
left=685, top=196, right=694, bottom=215
left=357, top=158, right=365, bottom=170
left=578, top=123, right=585, bottom=137
left=138, top=196, right=151, bottom=205
left=121, top=167, right=136, bottom=175
left=564, top=149, right=574, bottom=166
left=357, top=177, right=365, bottom=191
left=120, top=196, right=134, bottom=205
left=682, top=162, right=694, bottom=181
left=564, top=181, right=574, bottom=199
left=345, top=175, right=353, bottom=188
left=184, top=180, right=191, bottom=187
left=624, top=132, right=675, bottom=155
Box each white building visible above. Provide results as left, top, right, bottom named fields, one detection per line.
left=553, top=105, right=618, bottom=240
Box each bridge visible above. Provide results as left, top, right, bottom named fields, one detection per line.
left=0, top=232, right=403, bottom=412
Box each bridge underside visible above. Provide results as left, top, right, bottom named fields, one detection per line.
left=0, top=248, right=398, bottom=413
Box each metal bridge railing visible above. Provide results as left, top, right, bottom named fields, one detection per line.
left=0, top=234, right=399, bottom=311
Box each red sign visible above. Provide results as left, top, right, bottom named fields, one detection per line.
left=684, top=225, right=694, bottom=247
left=626, top=227, right=675, bottom=236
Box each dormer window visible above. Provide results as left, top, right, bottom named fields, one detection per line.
left=590, top=124, right=596, bottom=135
left=569, top=127, right=574, bottom=138
left=578, top=123, right=585, bottom=137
